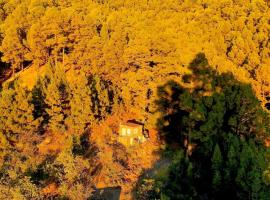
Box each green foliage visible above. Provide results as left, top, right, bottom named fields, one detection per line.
left=136, top=179, right=160, bottom=200
left=162, top=151, right=196, bottom=200
left=211, top=144, right=222, bottom=190
left=154, top=53, right=270, bottom=199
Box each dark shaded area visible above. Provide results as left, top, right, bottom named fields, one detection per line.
left=72, top=131, right=91, bottom=157
left=266, top=102, right=270, bottom=110
left=265, top=95, right=270, bottom=110
left=126, top=119, right=144, bottom=126
left=112, top=142, right=129, bottom=168
left=22, top=60, right=32, bottom=69
left=88, top=75, right=118, bottom=120
left=134, top=53, right=270, bottom=200
left=26, top=155, right=57, bottom=186
left=155, top=80, right=190, bottom=147
left=133, top=155, right=172, bottom=200
left=149, top=61, right=158, bottom=68
left=28, top=166, right=50, bottom=186
left=0, top=57, right=11, bottom=87
left=96, top=24, right=103, bottom=36
left=91, top=186, right=121, bottom=200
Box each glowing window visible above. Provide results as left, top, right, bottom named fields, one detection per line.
left=122, top=128, right=126, bottom=136
left=127, top=129, right=131, bottom=135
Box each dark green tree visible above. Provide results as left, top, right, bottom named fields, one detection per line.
left=162, top=151, right=196, bottom=200
left=155, top=53, right=270, bottom=200
left=211, top=144, right=222, bottom=191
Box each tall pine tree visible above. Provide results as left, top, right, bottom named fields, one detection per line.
left=0, top=80, right=39, bottom=136
left=43, top=63, right=70, bottom=134
left=155, top=53, right=270, bottom=199
left=67, top=73, right=94, bottom=135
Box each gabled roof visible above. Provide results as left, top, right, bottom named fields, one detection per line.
left=120, top=122, right=143, bottom=128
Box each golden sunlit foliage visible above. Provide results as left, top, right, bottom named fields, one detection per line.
left=0, top=0, right=270, bottom=199
left=0, top=0, right=269, bottom=110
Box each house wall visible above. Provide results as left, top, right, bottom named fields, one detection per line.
left=118, top=137, right=133, bottom=146
left=119, top=125, right=143, bottom=136
left=118, top=124, right=145, bottom=146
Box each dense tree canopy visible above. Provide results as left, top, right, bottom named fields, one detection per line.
left=140, top=53, right=270, bottom=200
left=0, top=0, right=270, bottom=199
left=0, top=0, right=269, bottom=110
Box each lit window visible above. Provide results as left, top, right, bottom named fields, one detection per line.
left=134, top=129, right=138, bottom=134
left=122, top=128, right=126, bottom=136
left=127, top=129, right=131, bottom=135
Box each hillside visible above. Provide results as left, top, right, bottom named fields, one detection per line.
left=0, top=0, right=270, bottom=199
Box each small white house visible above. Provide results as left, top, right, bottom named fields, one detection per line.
left=118, top=122, right=146, bottom=146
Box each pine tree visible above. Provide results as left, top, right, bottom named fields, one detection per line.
left=10, top=80, right=40, bottom=134
left=156, top=54, right=270, bottom=199
left=0, top=80, right=39, bottom=135
left=224, top=135, right=239, bottom=185
left=90, top=75, right=112, bottom=120
left=0, top=131, right=9, bottom=165
left=0, top=83, right=14, bottom=134
left=162, top=151, right=196, bottom=200
left=32, top=77, right=48, bottom=121
left=44, top=63, right=70, bottom=134
left=211, top=144, right=222, bottom=190
left=67, top=73, right=94, bottom=135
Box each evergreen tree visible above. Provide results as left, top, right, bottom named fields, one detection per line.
left=0, top=83, right=14, bottom=134
left=31, top=77, right=49, bottom=132
left=155, top=53, right=270, bottom=199
left=32, top=77, right=47, bottom=119
left=0, top=80, right=39, bottom=135
left=43, top=63, right=70, bottom=133
left=67, top=73, right=94, bottom=134
left=211, top=144, right=222, bottom=191
left=90, top=75, right=113, bottom=120
left=224, top=135, right=239, bottom=186
left=162, top=151, right=196, bottom=200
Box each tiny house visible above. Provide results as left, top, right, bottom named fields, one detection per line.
left=118, top=122, right=146, bottom=146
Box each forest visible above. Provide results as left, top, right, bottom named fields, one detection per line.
left=0, top=0, right=270, bottom=199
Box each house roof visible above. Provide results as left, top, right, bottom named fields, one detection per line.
left=120, top=122, right=143, bottom=128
